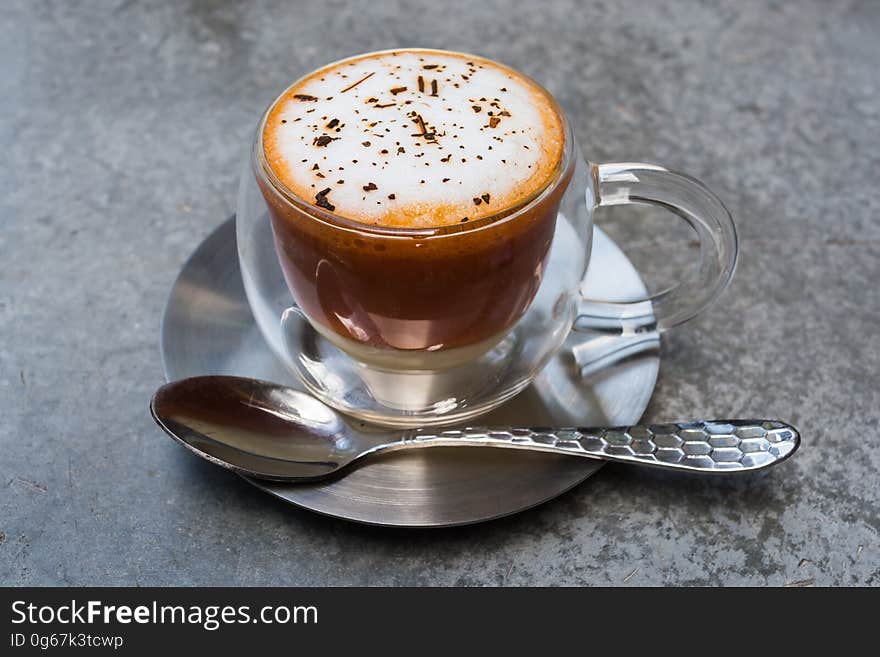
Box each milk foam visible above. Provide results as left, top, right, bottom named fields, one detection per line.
left=262, top=50, right=564, bottom=228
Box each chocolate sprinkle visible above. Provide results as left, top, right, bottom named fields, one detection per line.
left=293, top=94, right=318, bottom=101
left=340, top=71, right=375, bottom=93
left=314, top=188, right=335, bottom=211
left=481, top=193, right=490, bottom=204
left=473, top=197, right=482, bottom=206
left=313, top=135, right=335, bottom=147
left=390, top=86, right=407, bottom=95
left=326, top=118, right=339, bottom=129
left=410, top=113, right=437, bottom=143
left=363, top=182, right=378, bottom=191
left=488, top=117, right=501, bottom=128
left=387, top=194, right=396, bottom=200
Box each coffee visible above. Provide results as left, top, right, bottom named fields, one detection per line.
left=263, top=50, right=564, bottom=228
left=257, top=49, right=570, bottom=366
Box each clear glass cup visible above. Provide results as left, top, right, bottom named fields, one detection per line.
left=237, top=50, right=738, bottom=428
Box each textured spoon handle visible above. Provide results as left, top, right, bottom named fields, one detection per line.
left=398, top=420, right=799, bottom=473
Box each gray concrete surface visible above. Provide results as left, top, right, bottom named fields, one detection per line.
left=1, top=0, right=878, bottom=586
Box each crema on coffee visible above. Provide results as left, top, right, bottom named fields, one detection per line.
left=262, top=50, right=564, bottom=228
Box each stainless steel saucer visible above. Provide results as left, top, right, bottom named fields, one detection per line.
left=160, top=217, right=659, bottom=527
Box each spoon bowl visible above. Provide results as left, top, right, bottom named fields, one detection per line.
left=151, top=376, right=378, bottom=480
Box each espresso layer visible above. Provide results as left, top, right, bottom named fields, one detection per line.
left=263, top=49, right=564, bottom=228
left=261, top=163, right=570, bottom=352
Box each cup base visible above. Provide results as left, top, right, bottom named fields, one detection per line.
left=280, top=305, right=562, bottom=427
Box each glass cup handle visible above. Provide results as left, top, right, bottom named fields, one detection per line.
left=575, top=162, right=738, bottom=334
left=572, top=162, right=738, bottom=376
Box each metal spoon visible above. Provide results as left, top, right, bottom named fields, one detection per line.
left=150, top=375, right=800, bottom=481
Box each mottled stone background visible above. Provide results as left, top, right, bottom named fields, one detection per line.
left=1, top=0, right=877, bottom=585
